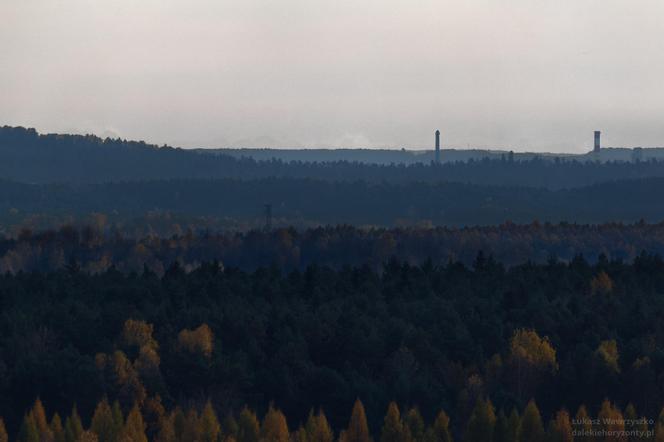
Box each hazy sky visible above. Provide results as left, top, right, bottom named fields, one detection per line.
left=1, top=0, right=664, bottom=151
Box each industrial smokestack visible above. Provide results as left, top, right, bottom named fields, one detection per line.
left=594, top=131, right=601, bottom=153
left=435, top=130, right=440, bottom=164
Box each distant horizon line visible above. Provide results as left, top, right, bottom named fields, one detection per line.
left=3, top=124, right=662, bottom=155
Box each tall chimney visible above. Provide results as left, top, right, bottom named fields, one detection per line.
left=594, top=131, right=601, bottom=153
left=435, top=130, right=441, bottom=164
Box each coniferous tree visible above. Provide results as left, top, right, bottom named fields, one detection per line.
left=32, top=398, right=54, bottom=442
left=200, top=401, right=221, bottom=442
left=405, top=409, right=424, bottom=442
left=505, top=409, right=520, bottom=442
left=91, top=398, right=116, bottom=442
left=122, top=403, right=148, bottom=442
left=156, top=411, right=176, bottom=442
left=305, top=410, right=333, bottom=442
left=79, top=431, right=99, bottom=442
left=493, top=411, right=508, bottom=442
left=341, top=400, right=372, bottom=442
left=518, top=400, right=544, bottom=442
left=293, top=427, right=308, bottom=442
left=653, top=407, right=664, bottom=442
left=64, top=406, right=84, bottom=442
left=546, top=410, right=572, bottom=442
left=261, top=404, right=289, bottom=442
left=464, top=398, right=496, bottom=442
left=381, top=403, right=408, bottom=442
left=19, top=414, right=40, bottom=442
left=0, top=418, right=7, bottom=442
left=598, top=399, right=625, bottom=442
left=51, top=414, right=65, bottom=442
left=182, top=409, right=201, bottom=442
left=111, top=401, right=125, bottom=442
left=574, top=406, right=593, bottom=442
left=172, top=408, right=187, bottom=442
left=223, top=414, right=239, bottom=441
left=429, top=411, right=452, bottom=442
left=237, top=407, right=260, bottom=442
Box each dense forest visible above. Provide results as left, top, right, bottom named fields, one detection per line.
left=3, top=126, right=664, bottom=189
left=4, top=126, right=664, bottom=441
left=2, top=255, right=664, bottom=439
left=2, top=177, right=664, bottom=228
left=3, top=223, right=664, bottom=273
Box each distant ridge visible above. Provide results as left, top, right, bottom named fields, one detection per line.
left=3, top=125, right=664, bottom=187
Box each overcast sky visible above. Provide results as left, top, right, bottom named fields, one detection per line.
left=1, top=0, right=663, bottom=151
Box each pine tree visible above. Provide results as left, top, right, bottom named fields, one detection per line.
left=237, top=407, right=260, bottom=442
left=574, top=406, right=593, bottom=442
left=405, top=409, right=424, bottom=442
left=112, top=401, right=125, bottom=442
left=222, top=413, right=239, bottom=441
left=293, top=427, right=308, bottom=442
left=624, top=404, right=647, bottom=442
left=19, top=414, right=40, bottom=442
left=464, top=398, right=496, bottom=442
left=172, top=408, right=186, bottom=442
left=598, top=399, right=625, bottom=442
left=0, top=418, right=7, bottom=442
left=51, top=414, right=65, bottom=442
left=344, top=400, right=372, bottom=442
left=381, top=403, right=407, bottom=442
left=200, top=401, right=221, bottom=442
left=653, top=407, right=664, bottom=442
left=155, top=412, right=175, bottom=442
left=122, top=403, right=148, bottom=442
left=546, top=410, right=572, bottom=442
left=79, top=431, right=99, bottom=442
left=33, top=398, right=54, bottom=442
left=518, top=400, right=544, bottom=442
left=261, top=404, right=289, bottom=442
left=182, top=409, right=201, bottom=442
left=430, top=411, right=452, bottom=442
left=493, top=411, right=508, bottom=442
left=306, top=410, right=333, bottom=442
left=91, top=398, right=116, bottom=442
left=506, top=409, right=520, bottom=442
left=64, top=406, right=84, bottom=442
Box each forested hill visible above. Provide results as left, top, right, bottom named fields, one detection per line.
left=1, top=177, right=664, bottom=228
left=3, top=125, right=664, bottom=189
left=2, top=222, right=664, bottom=274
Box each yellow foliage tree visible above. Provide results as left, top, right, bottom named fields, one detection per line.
left=237, top=407, right=260, bottom=442
left=595, top=340, right=620, bottom=373
left=464, top=398, right=495, bottom=442
left=122, top=404, right=148, bottom=442
left=518, top=400, right=544, bottom=442
left=598, top=399, right=625, bottom=442
left=341, top=400, right=372, bottom=442
left=0, top=418, right=7, bottom=442
left=430, top=410, right=452, bottom=442
left=574, top=406, right=593, bottom=442
left=177, top=324, right=214, bottom=358
left=547, top=410, right=572, bottom=442
left=261, top=404, right=289, bottom=442
left=591, top=271, right=614, bottom=295
left=380, top=403, right=408, bottom=442
left=200, top=401, right=221, bottom=442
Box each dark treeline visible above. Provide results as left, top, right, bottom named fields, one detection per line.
left=3, top=126, right=664, bottom=189
left=3, top=257, right=664, bottom=438
left=4, top=222, right=664, bottom=274
left=2, top=177, right=664, bottom=228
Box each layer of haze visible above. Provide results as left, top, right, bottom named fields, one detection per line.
left=1, top=0, right=664, bottom=151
